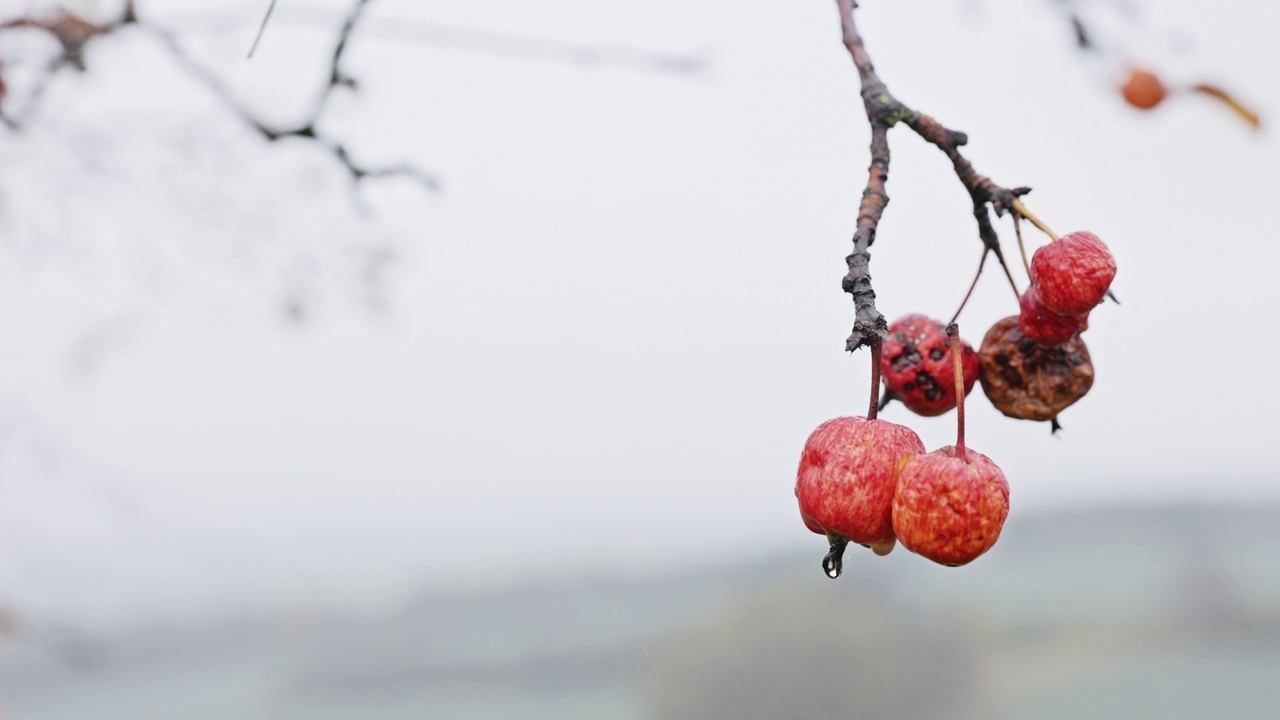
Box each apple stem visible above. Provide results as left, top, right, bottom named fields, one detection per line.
left=868, top=338, right=883, bottom=420
left=823, top=536, right=849, bottom=579
left=878, top=389, right=895, bottom=412
left=1012, top=212, right=1031, bottom=278
left=992, top=245, right=1023, bottom=301
left=1011, top=198, right=1059, bottom=242
left=949, top=247, right=989, bottom=325
left=947, top=323, right=967, bottom=460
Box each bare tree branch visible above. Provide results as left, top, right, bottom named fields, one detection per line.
left=0, top=0, right=437, bottom=205
left=833, top=0, right=1028, bottom=352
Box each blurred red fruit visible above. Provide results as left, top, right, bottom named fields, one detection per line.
left=1122, top=68, right=1167, bottom=110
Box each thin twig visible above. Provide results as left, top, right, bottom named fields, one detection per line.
left=868, top=339, right=883, bottom=420
left=247, top=0, right=277, bottom=58
left=949, top=248, right=989, bottom=325
left=1013, top=212, right=1031, bottom=277
left=1011, top=198, right=1059, bottom=242
left=359, top=18, right=707, bottom=74
left=946, top=324, right=967, bottom=459
left=992, top=245, right=1022, bottom=300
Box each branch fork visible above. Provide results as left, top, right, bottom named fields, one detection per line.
left=834, top=0, right=1031, bottom=351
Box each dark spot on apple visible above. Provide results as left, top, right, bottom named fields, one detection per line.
left=1001, top=365, right=1025, bottom=389
left=930, top=348, right=946, bottom=361
left=995, top=354, right=1009, bottom=367
left=891, top=342, right=924, bottom=373
left=904, top=382, right=916, bottom=391
left=912, top=369, right=947, bottom=403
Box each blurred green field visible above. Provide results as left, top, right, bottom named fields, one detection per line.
left=3, top=503, right=1278, bottom=719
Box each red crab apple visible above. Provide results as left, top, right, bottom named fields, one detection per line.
left=892, top=446, right=1010, bottom=566
left=1030, top=231, right=1116, bottom=316
left=796, top=416, right=924, bottom=575
left=881, top=314, right=979, bottom=416
left=892, top=324, right=1010, bottom=566
left=1018, top=285, right=1088, bottom=348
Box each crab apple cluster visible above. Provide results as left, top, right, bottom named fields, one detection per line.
left=881, top=315, right=979, bottom=416
left=794, top=217, right=1121, bottom=574
left=797, top=326, right=1010, bottom=575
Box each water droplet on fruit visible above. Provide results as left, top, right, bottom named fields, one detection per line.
left=822, top=537, right=848, bottom=579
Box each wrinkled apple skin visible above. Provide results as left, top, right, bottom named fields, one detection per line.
left=892, top=446, right=1010, bottom=566
left=796, top=416, right=925, bottom=555
left=1030, top=231, right=1117, bottom=316
left=881, top=315, right=980, bottom=417
left=1018, top=286, right=1088, bottom=348
left=979, top=316, right=1094, bottom=422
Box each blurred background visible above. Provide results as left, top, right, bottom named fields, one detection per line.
left=0, top=0, right=1276, bottom=717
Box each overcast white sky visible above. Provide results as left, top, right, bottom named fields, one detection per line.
left=0, top=0, right=1276, bottom=624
